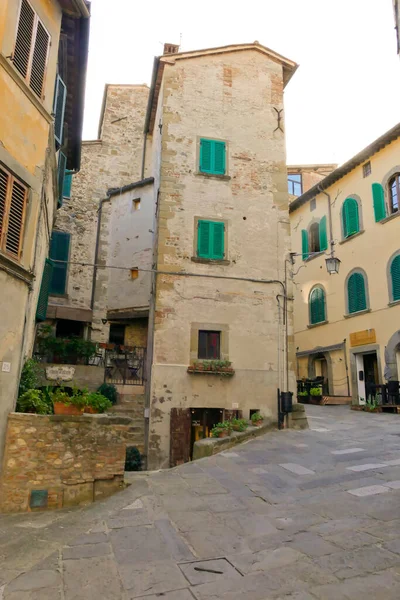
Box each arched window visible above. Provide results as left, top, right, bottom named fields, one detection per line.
left=309, top=222, right=320, bottom=253
left=309, top=287, right=326, bottom=325
left=347, top=271, right=367, bottom=314
left=301, top=216, right=328, bottom=260
left=342, top=197, right=360, bottom=238
left=390, top=254, right=400, bottom=302
left=389, top=174, right=400, bottom=215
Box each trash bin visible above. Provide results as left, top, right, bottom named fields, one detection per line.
left=281, top=391, right=293, bottom=414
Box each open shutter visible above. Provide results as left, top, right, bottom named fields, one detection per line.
left=211, top=222, right=225, bottom=259
left=170, top=408, right=191, bottom=467
left=57, top=152, right=67, bottom=207
left=372, top=183, right=386, bottom=222
left=197, top=220, right=211, bottom=258
left=391, top=256, right=400, bottom=301
left=301, top=229, right=309, bottom=261
left=54, top=75, right=67, bottom=146
left=213, top=142, right=226, bottom=175
left=49, top=231, right=70, bottom=295
left=63, top=171, right=73, bottom=199
left=0, top=168, right=9, bottom=246
left=13, top=0, right=35, bottom=80
left=348, top=273, right=366, bottom=313
left=5, top=179, right=28, bottom=259
left=319, top=216, right=328, bottom=251
left=36, top=259, right=54, bottom=321
left=199, top=139, right=212, bottom=173
left=29, top=20, right=49, bottom=98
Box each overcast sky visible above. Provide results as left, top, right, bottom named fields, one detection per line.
left=82, top=0, right=399, bottom=165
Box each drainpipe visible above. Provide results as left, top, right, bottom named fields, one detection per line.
left=90, top=196, right=110, bottom=327
left=141, top=134, right=147, bottom=180
left=317, top=185, right=334, bottom=259
left=343, top=338, right=350, bottom=397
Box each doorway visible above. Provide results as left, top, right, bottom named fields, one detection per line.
left=356, top=351, right=378, bottom=403
left=190, top=408, right=223, bottom=458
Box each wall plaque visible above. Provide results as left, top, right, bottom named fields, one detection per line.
left=45, top=365, right=75, bottom=381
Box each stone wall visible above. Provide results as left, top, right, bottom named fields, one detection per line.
left=0, top=412, right=136, bottom=513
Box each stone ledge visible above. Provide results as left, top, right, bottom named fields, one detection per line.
left=8, top=412, right=134, bottom=425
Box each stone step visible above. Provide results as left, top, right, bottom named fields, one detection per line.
left=116, top=385, right=145, bottom=396
left=118, top=395, right=145, bottom=405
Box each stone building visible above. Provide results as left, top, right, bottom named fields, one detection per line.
left=290, top=123, right=400, bottom=403
left=0, top=0, right=89, bottom=461
left=287, top=164, right=337, bottom=198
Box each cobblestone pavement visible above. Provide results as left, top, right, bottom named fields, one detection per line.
left=3, top=405, right=400, bottom=598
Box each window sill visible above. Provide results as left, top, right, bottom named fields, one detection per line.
left=195, top=172, right=231, bottom=181
left=339, top=230, right=365, bottom=245
left=388, top=299, right=400, bottom=307
left=187, top=366, right=235, bottom=376
left=0, top=252, right=34, bottom=286
left=379, top=211, right=400, bottom=224
left=191, top=257, right=230, bottom=266
left=344, top=308, right=371, bottom=319
left=307, top=320, right=328, bottom=329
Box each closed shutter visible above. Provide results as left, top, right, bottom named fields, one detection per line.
left=13, top=0, right=35, bottom=80
left=0, top=168, right=9, bottom=245
left=29, top=21, right=49, bottom=98
left=391, top=255, right=400, bottom=301
left=199, top=139, right=212, bottom=173
left=199, top=139, right=226, bottom=175
left=310, top=287, right=325, bottom=324
left=372, top=183, right=386, bottom=222
left=49, top=231, right=70, bottom=295
left=348, top=272, right=367, bottom=313
left=319, top=216, right=328, bottom=251
left=36, top=258, right=53, bottom=321
left=57, top=152, right=67, bottom=207
left=301, top=229, right=309, bottom=260
left=53, top=75, right=67, bottom=146
left=213, top=141, right=226, bottom=175
left=197, top=220, right=211, bottom=258
left=5, top=179, right=28, bottom=258
left=211, top=222, right=225, bottom=259
left=343, top=198, right=359, bottom=237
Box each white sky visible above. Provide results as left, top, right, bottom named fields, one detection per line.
left=82, top=0, right=400, bottom=165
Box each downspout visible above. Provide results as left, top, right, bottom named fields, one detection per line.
left=318, top=185, right=334, bottom=259
left=343, top=338, right=350, bottom=397
left=90, top=196, right=110, bottom=323
left=141, top=134, right=147, bottom=180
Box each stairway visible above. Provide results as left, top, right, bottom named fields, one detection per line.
left=108, top=385, right=146, bottom=455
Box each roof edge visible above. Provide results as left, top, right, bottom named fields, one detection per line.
left=107, top=177, right=154, bottom=197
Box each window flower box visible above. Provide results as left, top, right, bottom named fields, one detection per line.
left=187, top=360, right=235, bottom=376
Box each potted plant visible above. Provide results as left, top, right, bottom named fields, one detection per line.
left=211, top=421, right=232, bottom=438
left=97, top=383, right=118, bottom=405
left=84, top=392, right=112, bottom=414
left=364, top=397, right=380, bottom=413
left=251, top=412, right=264, bottom=427
left=16, top=389, right=53, bottom=415
left=297, top=390, right=309, bottom=403
left=309, top=387, right=323, bottom=404
left=52, top=388, right=86, bottom=415
left=230, top=418, right=248, bottom=432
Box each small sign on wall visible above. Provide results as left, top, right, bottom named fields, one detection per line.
left=1, top=362, right=11, bottom=373
left=46, top=366, right=75, bottom=381
left=350, top=329, right=376, bottom=347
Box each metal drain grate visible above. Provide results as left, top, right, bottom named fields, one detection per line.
left=179, top=558, right=242, bottom=585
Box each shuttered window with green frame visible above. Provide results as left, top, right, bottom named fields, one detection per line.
left=342, top=197, right=360, bottom=238
left=63, top=170, right=73, bottom=199
left=372, top=183, right=386, bottom=222
left=199, top=139, right=226, bottom=175
left=49, top=231, right=70, bottom=295
left=390, top=255, right=400, bottom=302
left=301, top=229, right=309, bottom=261
left=197, top=220, right=225, bottom=260
left=36, top=259, right=54, bottom=321
left=319, top=216, right=328, bottom=251
left=309, top=287, right=326, bottom=325
left=347, top=272, right=367, bottom=314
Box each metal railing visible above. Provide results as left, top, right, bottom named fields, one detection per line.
left=103, top=346, right=146, bottom=386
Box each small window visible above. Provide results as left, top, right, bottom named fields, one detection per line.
left=133, top=199, right=141, bottom=211
left=198, top=331, right=221, bottom=359
left=390, top=255, right=400, bottom=302
left=0, top=165, right=28, bottom=261
left=49, top=231, right=70, bottom=295
left=363, top=161, right=371, bottom=178
left=347, top=272, right=367, bottom=314
left=310, top=198, right=316, bottom=211
left=199, top=139, right=226, bottom=175
left=197, top=220, right=225, bottom=260
left=309, top=223, right=320, bottom=253
left=389, top=174, right=400, bottom=215
left=309, top=287, right=326, bottom=325
left=109, top=324, right=125, bottom=345
left=13, top=0, right=50, bottom=99
left=288, top=174, right=302, bottom=196
left=342, top=197, right=360, bottom=238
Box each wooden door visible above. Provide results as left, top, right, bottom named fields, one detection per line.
left=170, top=408, right=191, bottom=467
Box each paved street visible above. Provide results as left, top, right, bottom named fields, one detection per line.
left=3, top=405, right=400, bottom=598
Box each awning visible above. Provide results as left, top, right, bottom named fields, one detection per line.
left=296, top=342, right=345, bottom=357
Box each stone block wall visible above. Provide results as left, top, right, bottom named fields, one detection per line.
left=0, top=413, right=137, bottom=513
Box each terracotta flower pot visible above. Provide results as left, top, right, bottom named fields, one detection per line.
left=54, top=402, right=83, bottom=416
left=218, top=430, right=230, bottom=438
left=84, top=406, right=99, bottom=414
left=252, top=420, right=263, bottom=427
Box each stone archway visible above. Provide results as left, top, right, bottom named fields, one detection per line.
left=384, top=330, right=400, bottom=381
left=308, top=352, right=333, bottom=394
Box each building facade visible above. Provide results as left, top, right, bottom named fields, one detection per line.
left=290, top=124, right=400, bottom=403
left=0, top=0, right=89, bottom=459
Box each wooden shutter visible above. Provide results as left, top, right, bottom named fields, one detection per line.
left=213, top=141, right=226, bottom=175
left=57, top=152, right=67, bottom=207
left=5, top=178, right=28, bottom=259
left=36, top=258, right=53, bottom=321
left=301, top=229, right=309, bottom=261
left=13, top=0, right=35, bottom=80
left=62, top=171, right=73, bottom=199
left=319, top=216, right=328, bottom=251
left=197, top=220, right=211, bottom=258
left=391, top=255, right=400, bottom=302
left=29, top=20, right=49, bottom=98
left=348, top=272, right=367, bottom=313
left=49, top=231, right=70, bottom=295
left=199, top=139, right=212, bottom=173
left=310, top=287, right=325, bottom=324
left=211, top=222, right=225, bottom=259
left=372, top=183, right=386, bottom=222
left=0, top=168, right=9, bottom=246
left=343, top=198, right=359, bottom=237
left=170, top=408, right=191, bottom=467
left=54, top=75, right=67, bottom=146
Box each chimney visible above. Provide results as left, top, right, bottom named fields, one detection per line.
left=163, top=43, right=179, bottom=55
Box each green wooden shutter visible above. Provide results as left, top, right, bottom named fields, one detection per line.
left=348, top=272, right=367, bottom=313
left=319, top=216, right=328, bottom=251
left=49, top=231, right=70, bottom=295
left=372, top=183, right=386, bottom=222
left=199, top=139, right=212, bottom=173
left=54, top=75, right=67, bottom=146
left=197, top=220, right=211, bottom=258
left=36, top=259, right=54, bottom=321
left=63, top=171, right=73, bottom=199
left=391, top=255, right=400, bottom=301
left=310, top=287, right=325, bottom=324
left=301, top=229, right=309, bottom=261
left=211, top=222, right=225, bottom=259
left=343, top=198, right=359, bottom=237
left=57, top=152, right=67, bottom=207
left=213, top=142, right=226, bottom=175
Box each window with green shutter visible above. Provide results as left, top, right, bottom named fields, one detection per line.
left=372, top=183, right=386, bottom=222
left=63, top=171, right=73, bottom=199
left=309, top=287, right=326, bottom=325
left=199, top=139, right=226, bottom=175
left=390, top=255, right=400, bottom=302
left=347, top=271, right=367, bottom=314
left=342, top=198, right=360, bottom=238
left=197, top=220, right=225, bottom=260
left=53, top=75, right=67, bottom=146
left=319, top=216, right=328, bottom=251
left=36, top=259, right=54, bottom=321
left=57, top=152, right=67, bottom=207
left=301, top=229, right=309, bottom=261
left=49, top=231, right=70, bottom=295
